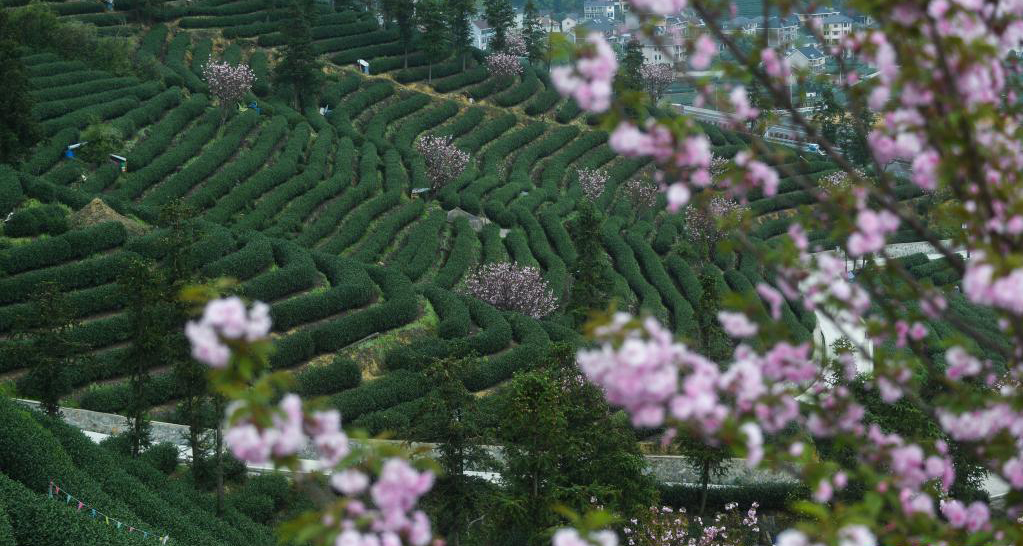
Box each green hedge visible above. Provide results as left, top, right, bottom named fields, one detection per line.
left=423, top=284, right=471, bottom=338
left=233, top=128, right=334, bottom=231
left=318, top=191, right=401, bottom=254
left=110, top=87, right=183, bottom=136
left=0, top=167, right=24, bottom=216
left=123, top=94, right=208, bottom=173
left=2, top=204, right=67, bottom=237
left=434, top=217, right=478, bottom=288
left=112, top=108, right=220, bottom=201
left=34, top=77, right=138, bottom=103
left=391, top=207, right=446, bottom=281
left=601, top=221, right=668, bottom=324
left=626, top=232, right=698, bottom=337
left=295, top=355, right=363, bottom=397
left=141, top=109, right=260, bottom=207
left=292, top=155, right=378, bottom=247
left=329, top=369, right=429, bottom=421
left=491, top=66, right=538, bottom=107
left=0, top=222, right=126, bottom=275
left=40, top=97, right=139, bottom=137
left=187, top=115, right=289, bottom=211
left=32, top=82, right=162, bottom=121
left=434, top=107, right=485, bottom=140
left=432, top=66, right=488, bottom=93
left=266, top=137, right=357, bottom=239
left=204, top=123, right=312, bottom=223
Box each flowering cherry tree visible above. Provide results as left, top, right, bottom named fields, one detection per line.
left=623, top=177, right=659, bottom=210
left=639, top=63, right=674, bottom=102
left=551, top=0, right=1023, bottom=545
left=485, top=51, right=524, bottom=79
left=684, top=196, right=746, bottom=257
left=504, top=30, right=528, bottom=57
left=202, top=60, right=256, bottom=124
left=622, top=503, right=761, bottom=546
left=415, top=134, right=470, bottom=190
left=185, top=296, right=435, bottom=546
left=462, top=261, right=558, bottom=318
left=577, top=168, right=607, bottom=201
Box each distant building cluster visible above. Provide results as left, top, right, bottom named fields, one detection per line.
left=468, top=1, right=874, bottom=78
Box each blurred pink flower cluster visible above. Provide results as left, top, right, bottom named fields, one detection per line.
left=184, top=297, right=270, bottom=368
left=552, top=33, right=618, bottom=113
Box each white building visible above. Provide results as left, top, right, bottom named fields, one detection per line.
left=820, top=13, right=854, bottom=45
left=787, top=45, right=826, bottom=74
left=583, top=0, right=615, bottom=20
left=470, top=18, right=495, bottom=50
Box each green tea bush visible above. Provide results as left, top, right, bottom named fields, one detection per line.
left=0, top=222, right=126, bottom=275
left=3, top=204, right=68, bottom=237
left=295, top=355, right=362, bottom=396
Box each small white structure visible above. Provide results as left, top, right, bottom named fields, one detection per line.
left=357, top=59, right=369, bottom=74
left=787, top=45, right=826, bottom=74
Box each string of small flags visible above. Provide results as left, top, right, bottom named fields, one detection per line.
left=47, top=479, right=170, bottom=544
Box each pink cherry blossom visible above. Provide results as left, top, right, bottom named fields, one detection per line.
left=718, top=311, right=758, bottom=338
left=690, top=34, right=716, bottom=70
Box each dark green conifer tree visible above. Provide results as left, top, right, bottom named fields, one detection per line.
left=446, top=0, right=475, bottom=70
left=419, top=0, right=450, bottom=82
left=274, top=0, right=323, bottom=110
left=483, top=0, right=515, bottom=52
left=0, top=10, right=39, bottom=165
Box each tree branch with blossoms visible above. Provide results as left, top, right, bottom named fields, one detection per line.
left=548, top=0, right=1023, bottom=545
left=182, top=292, right=438, bottom=546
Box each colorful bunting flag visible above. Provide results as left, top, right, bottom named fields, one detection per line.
left=47, top=480, right=168, bottom=544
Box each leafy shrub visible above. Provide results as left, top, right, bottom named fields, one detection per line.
left=3, top=204, right=68, bottom=237
left=140, top=442, right=180, bottom=475
left=0, top=167, right=24, bottom=216
left=295, top=356, right=362, bottom=396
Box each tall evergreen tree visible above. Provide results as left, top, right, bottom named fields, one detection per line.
left=415, top=356, right=493, bottom=546
left=567, top=199, right=612, bottom=327
left=616, top=39, right=644, bottom=92
left=5, top=283, right=80, bottom=417
left=446, top=0, right=475, bottom=70
left=490, top=345, right=656, bottom=546
left=483, top=0, right=515, bottom=52
left=384, top=0, right=416, bottom=68
left=522, top=0, right=544, bottom=66
left=419, top=0, right=450, bottom=82
left=274, top=0, right=323, bottom=110
left=0, top=10, right=39, bottom=165
left=160, top=204, right=209, bottom=480
left=118, top=257, right=177, bottom=458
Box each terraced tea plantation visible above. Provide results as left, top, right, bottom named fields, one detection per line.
left=1, top=0, right=958, bottom=434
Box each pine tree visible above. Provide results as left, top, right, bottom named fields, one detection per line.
left=446, top=0, right=475, bottom=70
left=384, top=0, right=416, bottom=68
left=491, top=345, right=656, bottom=545
left=414, top=356, right=493, bottom=546
left=483, top=0, right=514, bottom=52
left=5, top=283, right=80, bottom=417
left=0, top=10, right=39, bottom=165
left=274, top=0, right=323, bottom=110
left=419, top=0, right=450, bottom=82
left=118, top=257, right=176, bottom=459
left=567, top=199, right=612, bottom=327
left=616, top=39, right=644, bottom=92
left=522, top=0, right=544, bottom=66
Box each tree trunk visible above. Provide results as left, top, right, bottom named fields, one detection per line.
left=428, top=62, right=433, bottom=83
left=699, top=459, right=710, bottom=516
left=404, top=44, right=408, bottom=69
left=215, top=397, right=224, bottom=516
